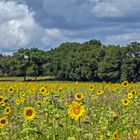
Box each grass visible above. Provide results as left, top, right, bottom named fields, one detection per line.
left=0, top=76, right=55, bottom=81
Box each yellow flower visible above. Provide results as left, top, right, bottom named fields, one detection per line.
left=20, top=97, right=25, bottom=103
left=58, top=88, right=62, bottom=93
left=68, top=102, right=85, bottom=121
left=16, top=99, right=21, bottom=105
left=133, top=129, right=138, bottom=135
left=96, top=90, right=103, bottom=95
left=122, top=81, right=129, bottom=87
left=39, top=87, right=47, bottom=94
left=92, top=94, right=98, bottom=100
left=64, top=101, right=68, bottom=107
left=23, top=106, right=36, bottom=121
left=75, top=92, right=84, bottom=101
left=20, top=92, right=25, bottom=97
left=36, top=100, right=41, bottom=106
left=0, top=96, right=4, bottom=104
left=8, top=87, right=14, bottom=93
left=0, top=117, right=8, bottom=127
left=112, top=130, right=118, bottom=140
left=4, top=107, right=12, bottom=115
left=112, top=114, right=118, bottom=121
left=122, top=98, right=129, bottom=106
left=75, top=81, right=79, bottom=86
left=1, top=101, right=5, bottom=107
left=88, top=85, right=94, bottom=91
left=127, top=92, right=133, bottom=99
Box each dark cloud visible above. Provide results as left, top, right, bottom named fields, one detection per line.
left=0, top=0, right=140, bottom=54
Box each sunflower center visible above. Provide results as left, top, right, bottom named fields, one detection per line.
left=0, top=98, right=3, bottom=102
left=10, top=88, right=13, bottom=91
left=26, top=109, right=33, bottom=116
left=77, top=94, right=81, bottom=98
left=73, top=107, right=80, bottom=115
left=124, top=100, right=128, bottom=104
left=1, top=119, right=6, bottom=124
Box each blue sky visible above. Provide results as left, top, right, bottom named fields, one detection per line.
left=0, top=0, right=140, bottom=54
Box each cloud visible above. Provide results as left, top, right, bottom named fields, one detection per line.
left=1, top=0, right=140, bottom=54
left=42, top=28, right=86, bottom=48
left=104, top=32, right=140, bottom=45
left=0, top=1, right=45, bottom=53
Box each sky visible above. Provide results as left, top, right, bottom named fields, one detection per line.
left=0, top=0, right=140, bottom=54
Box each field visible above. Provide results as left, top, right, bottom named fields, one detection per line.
left=0, top=76, right=55, bottom=81
left=0, top=81, right=139, bottom=140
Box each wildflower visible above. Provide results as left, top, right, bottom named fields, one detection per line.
left=4, top=107, right=12, bottom=115
left=20, top=97, right=25, bottom=103
left=133, top=129, right=138, bottom=135
left=16, top=99, right=21, bottom=105
left=112, top=130, right=118, bottom=140
left=8, top=87, right=14, bottom=93
left=0, top=117, right=8, bottom=127
left=88, top=85, right=94, bottom=91
left=92, top=94, right=98, bottom=100
left=122, top=81, right=129, bottom=87
left=75, top=92, right=83, bottom=101
left=96, top=90, right=103, bottom=95
left=0, top=96, right=4, bottom=104
left=112, top=114, right=118, bottom=121
left=68, top=102, right=85, bottom=121
left=127, top=92, right=133, bottom=99
left=36, top=100, right=41, bottom=106
left=23, top=106, right=36, bottom=121
left=39, top=87, right=47, bottom=94
left=122, top=98, right=129, bottom=106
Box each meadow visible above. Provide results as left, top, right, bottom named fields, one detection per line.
left=0, top=81, right=139, bottom=140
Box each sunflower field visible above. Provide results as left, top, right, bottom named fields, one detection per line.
left=0, top=81, right=139, bottom=140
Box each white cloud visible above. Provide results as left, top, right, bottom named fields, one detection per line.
left=0, top=1, right=44, bottom=53
left=42, top=28, right=85, bottom=48
left=104, top=32, right=140, bottom=45
left=91, top=1, right=121, bottom=17
left=90, top=0, right=140, bottom=17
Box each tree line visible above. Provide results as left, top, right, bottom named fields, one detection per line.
left=0, top=39, right=140, bottom=82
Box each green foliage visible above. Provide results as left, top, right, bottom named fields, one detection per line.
left=0, top=40, right=139, bottom=82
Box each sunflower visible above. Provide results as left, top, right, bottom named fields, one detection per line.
left=16, top=98, right=21, bottom=105
left=23, top=106, right=36, bottom=121
left=20, top=97, right=25, bottom=103
left=88, top=85, right=94, bottom=91
left=122, top=81, right=129, bottom=88
left=132, top=90, right=136, bottom=95
left=133, top=129, right=138, bottom=135
left=112, top=130, right=118, bottom=140
left=75, top=92, right=84, bottom=101
left=8, top=87, right=14, bottom=93
left=122, top=98, right=129, bottom=106
left=0, top=96, right=4, bottom=104
left=112, top=114, right=118, bottom=121
left=20, top=92, right=25, bottom=97
left=4, top=107, right=12, bottom=115
left=0, top=117, right=8, bottom=127
left=36, top=101, right=41, bottom=106
left=39, top=87, right=47, bottom=94
left=75, top=81, right=79, bottom=86
left=96, top=90, right=103, bottom=95
left=92, top=94, right=98, bottom=100
left=1, top=101, right=5, bottom=107
left=58, top=88, right=62, bottom=93
left=127, top=92, right=133, bottom=99
left=68, top=102, right=85, bottom=121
